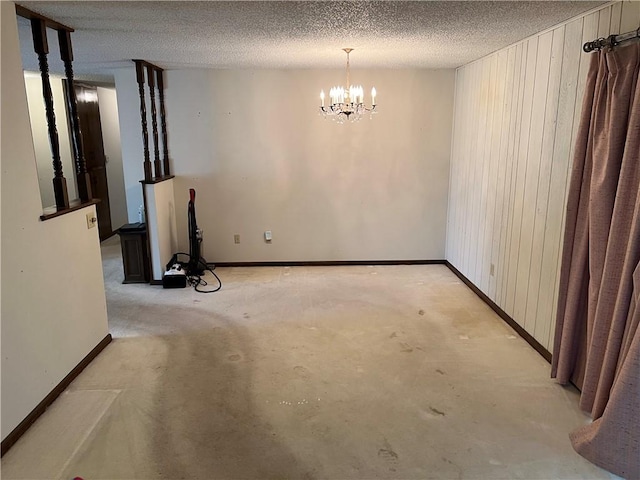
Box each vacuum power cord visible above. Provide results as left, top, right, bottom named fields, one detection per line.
left=168, top=252, right=222, bottom=293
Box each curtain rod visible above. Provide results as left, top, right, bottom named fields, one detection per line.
left=583, top=27, right=640, bottom=52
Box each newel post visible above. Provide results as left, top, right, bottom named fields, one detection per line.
left=31, top=17, right=69, bottom=210
left=135, top=61, right=152, bottom=182
left=147, top=65, right=162, bottom=178
left=157, top=70, right=171, bottom=177
left=58, top=29, right=92, bottom=202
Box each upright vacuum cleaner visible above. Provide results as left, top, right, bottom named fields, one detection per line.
left=187, top=188, right=206, bottom=276
left=163, top=188, right=208, bottom=288
left=164, top=188, right=221, bottom=291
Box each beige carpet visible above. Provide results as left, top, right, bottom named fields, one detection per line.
left=1, top=237, right=618, bottom=479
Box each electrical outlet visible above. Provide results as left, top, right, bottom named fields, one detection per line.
left=490, top=263, right=495, bottom=276
left=234, top=234, right=240, bottom=244
left=264, top=230, right=272, bottom=242
left=86, top=212, right=97, bottom=229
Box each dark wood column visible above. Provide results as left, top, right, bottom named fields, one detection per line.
left=58, top=30, right=92, bottom=202
left=31, top=17, right=69, bottom=210
left=157, top=70, right=171, bottom=177
left=147, top=65, right=162, bottom=178
left=135, top=61, right=152, bottom=182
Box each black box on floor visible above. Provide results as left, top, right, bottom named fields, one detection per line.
left=163, top=264, right=187, bottom=288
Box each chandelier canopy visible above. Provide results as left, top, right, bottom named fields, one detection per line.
left=319, top=48, right=377, bottom=123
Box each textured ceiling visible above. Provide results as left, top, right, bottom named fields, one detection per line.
left=17, top=1, right=605, bottom=77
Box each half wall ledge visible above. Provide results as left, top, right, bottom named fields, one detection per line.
left=40, top=199, right=99, bottom=221
left=140, top=175, right=175, bottom=185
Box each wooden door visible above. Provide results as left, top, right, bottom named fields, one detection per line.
left=74, top=83, right=113, bottom=240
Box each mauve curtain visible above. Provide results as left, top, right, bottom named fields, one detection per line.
left=551, top=42, right=640, bottom=478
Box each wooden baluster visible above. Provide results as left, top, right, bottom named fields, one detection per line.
left=135, top=61, right=152, bottom=182
left=58, top=29, right=92, bottom=202
left=157, top=70, right=170, bottom=177
left=31, top=18, right=69, bottom=210
left=147, top=65, right=161, bottom=179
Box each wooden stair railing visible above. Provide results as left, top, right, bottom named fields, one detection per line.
left=133, top=59, right=172, bottom=183
left=17, top=5, right=95, bottom=218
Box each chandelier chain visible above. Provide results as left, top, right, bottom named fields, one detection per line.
left=345, top=49, right=350, bottom=94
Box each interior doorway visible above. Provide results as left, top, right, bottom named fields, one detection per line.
left=72, top=82, right=113, bottom=240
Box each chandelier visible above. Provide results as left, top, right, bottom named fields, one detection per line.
left=319, top=48, right=377, bottom=123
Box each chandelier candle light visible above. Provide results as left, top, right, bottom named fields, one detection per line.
left=319, top=48, right=376, bottom=123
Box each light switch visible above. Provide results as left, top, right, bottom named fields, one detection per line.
left=264, top=230, right=272, bottom=242
left=86, top=212, right=97, bottom=229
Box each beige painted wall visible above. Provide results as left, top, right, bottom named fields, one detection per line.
left=98, top=86, right=128, bottom=230
left=445, top=0, right=640, bottom=351
left=114, top=67, right=146, bottom=224
left=164, top=68, right=455, bottom=262
left=145, top=179, right=178, bottom=281
left=1, top=2, right=109, bottom=440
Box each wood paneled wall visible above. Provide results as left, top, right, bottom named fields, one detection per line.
left=446, top=1, right=640, bottom=351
